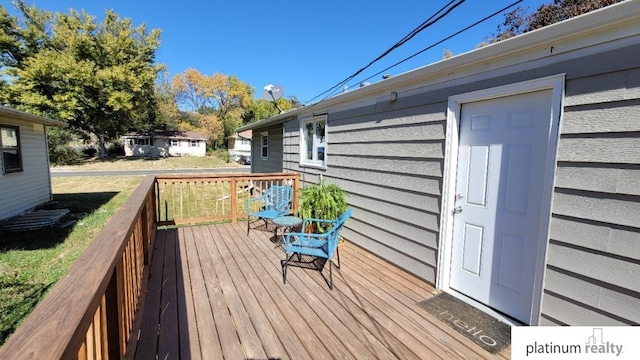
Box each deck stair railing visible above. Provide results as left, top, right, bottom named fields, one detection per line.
left=0, top=172, right=298, bottom=360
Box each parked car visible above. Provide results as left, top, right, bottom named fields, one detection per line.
left=239, top=154, right=251, bottom=165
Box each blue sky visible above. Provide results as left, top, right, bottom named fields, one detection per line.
left=5, top=0, right=549, bottom=104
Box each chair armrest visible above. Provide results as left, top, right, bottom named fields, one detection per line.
left=301, top=217, right=335, bottom=228
left=246, top=196, right=265, bottom=212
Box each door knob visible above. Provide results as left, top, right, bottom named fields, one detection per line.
left=452, top=206, right=463, bottom=215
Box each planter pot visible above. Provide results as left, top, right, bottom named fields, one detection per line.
left=305, top=222, right=317, bottom=234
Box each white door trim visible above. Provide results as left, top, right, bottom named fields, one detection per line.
left=436, top=74, right=565, bottom=325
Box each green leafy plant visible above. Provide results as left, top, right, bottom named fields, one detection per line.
left=298, top=179, right=348, bottom=233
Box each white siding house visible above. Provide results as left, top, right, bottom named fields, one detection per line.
left=239, top=2, right=640, bottom=327
left=123, top=130, right=207, bottom=157
left=226, top=129, right=252, bottom=161
left=0, top=106, right=66, bottom=221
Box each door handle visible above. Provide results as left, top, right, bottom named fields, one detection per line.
left=452, top=206, right=463, bottom=215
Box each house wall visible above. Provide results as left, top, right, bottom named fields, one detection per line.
left=0, top=118, right=52, bottom=220
left=252, top=124, right=283, bottom=173
left=270, top=40, right=640, bottom=326
left=167, top=139, right=205, bottom=157
left=540, top=51, right=640, bottom=326
left=124, top=137, right=205, bottom=157
left=228, top=137, right=251, bottom=153
left=124, top=142, right=160, bottom=157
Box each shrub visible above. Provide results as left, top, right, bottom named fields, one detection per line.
left=82, top=147, right=97, bottom=158
left=210, top=148, right=230, bottom=162
left=107, top=142, right=124, bottom=156
left=49, top=145, right=81, bottom=165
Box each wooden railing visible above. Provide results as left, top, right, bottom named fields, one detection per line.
left=156, top=173, right=300, bottom=226
left=0, top=172, right=298, bottom=360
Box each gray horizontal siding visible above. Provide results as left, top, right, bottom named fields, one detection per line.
left=557, top=137, right=640, bottom=164
left=561, top=101, right=640, bottom=133
left=544, top=267, right=640, bottom=324
left=555, top=165, right=640, bottom=196
left=0, top=120, right=52, bottom=220
left=329, top=156, right=443, bottom=177
left=552, top=191, right=640, bottom=228
left=281, top=101, right=446, bottom=283
left=341, top=227, right=437, bottom=282
left=543, top=45, right=640, bottom=326
left=546, top=242, right=640, bottom=294
left=329, top=142, right=443, bottom=159
left=550, top=217, right=640, bottom=260
left=251, top=124, right=283, bottom=173
left=330, top=122, right=445, bottom=143
left=540, top=292, right=632, bottom=326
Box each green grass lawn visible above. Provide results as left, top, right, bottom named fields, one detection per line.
left=0, top=176, right=143, bottom=345
left=52, top=154, right=242, bottom=171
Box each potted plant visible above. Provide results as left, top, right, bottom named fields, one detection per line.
left=298, top=178, right=348, bottom=235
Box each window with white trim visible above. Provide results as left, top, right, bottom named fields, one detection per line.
left=132, top=138, right=151, bottom=146
left=260, top=131, right=268, bottom=159
left=171, top=139, right=179, bottom=147
left=300, top=115, right=326, bottom=167
left=1, top=125, right=22, bottom=174
left=190, top=140, right=198, bottom=147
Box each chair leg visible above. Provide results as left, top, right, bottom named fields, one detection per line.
left=282, top=253, right=291, bottom=285
left=335, top=245, right=341, bottom=269
left=328, top=260, right=333, bottom=290
left=247, top=216, right=250, bottom=235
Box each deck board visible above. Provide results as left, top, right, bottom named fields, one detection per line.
left=136, top=223, right=511, bottom=359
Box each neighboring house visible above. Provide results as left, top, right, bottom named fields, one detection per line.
left=226, top=129, right=252, bottom=160
left=123, top=130, right=207, bottom=157
left=238, top=2, right=640, bottom=327
left=0, top=106, right=66, bottom=221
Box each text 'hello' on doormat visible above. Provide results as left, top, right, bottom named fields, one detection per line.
left=417, top=292, right=511, bottom=354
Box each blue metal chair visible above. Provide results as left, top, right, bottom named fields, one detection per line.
left=246, top=185, right=293, bottom=235
left=282, top=208, right=352, bottom=289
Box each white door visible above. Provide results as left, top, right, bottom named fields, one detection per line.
left=449, top=90, right=553, bottom=324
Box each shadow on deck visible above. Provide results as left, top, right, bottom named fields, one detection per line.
left=135, top=222, right=511, bottom=360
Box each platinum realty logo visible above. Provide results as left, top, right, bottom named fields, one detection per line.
left=512, top=326, right=640, bottom=359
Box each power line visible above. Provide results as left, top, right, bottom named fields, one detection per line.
left=303, top=0, right=466, bottom=105
left=327, top=0, right=524, bottom=98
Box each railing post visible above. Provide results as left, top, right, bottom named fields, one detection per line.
left=141, top=193, right=150, bottom=266
left=105, top=269, right=122, bottom=359
left=230, top=177, right=238, bottom=223
left=293, top=173, right=300, bottom=215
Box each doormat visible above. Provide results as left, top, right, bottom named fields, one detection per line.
left=417, top=292, right=511, bottom=354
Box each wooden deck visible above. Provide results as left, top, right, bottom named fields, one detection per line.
left=134, top=222, right=511, bottom=359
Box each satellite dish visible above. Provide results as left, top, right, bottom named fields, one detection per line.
left=261, top=84, right=285, bottom=113
left=261, top=84, right=284, bottom=102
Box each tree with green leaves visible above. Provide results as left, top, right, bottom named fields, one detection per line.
left=0, top=1, right=162, bottom=156
left=490, top=0, right=624, bottom=43
left=242, top=97, right=295, bottom=125
left=172, top=68, right=255, bottom=146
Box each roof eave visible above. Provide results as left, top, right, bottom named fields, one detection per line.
left=0, top=106, right=67, bottom=127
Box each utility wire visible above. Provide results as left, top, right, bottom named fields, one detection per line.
left=304, top=0, right=466, bottom=105
left=323, top=0, right=523, bottom=99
